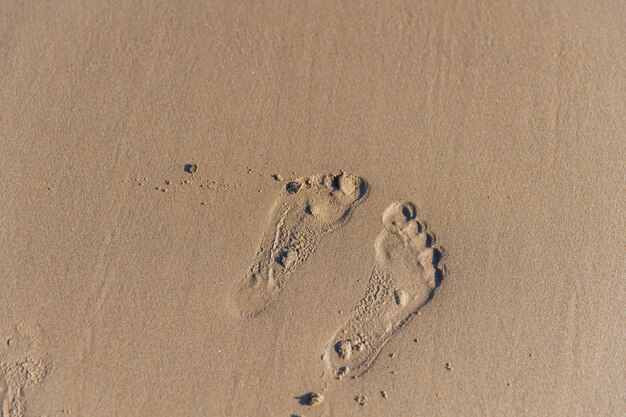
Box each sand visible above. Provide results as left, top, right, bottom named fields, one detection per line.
left=1, top=1, right=624, bottom=416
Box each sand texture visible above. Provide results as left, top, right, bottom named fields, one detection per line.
left=1, top=1, right=624, bottom=416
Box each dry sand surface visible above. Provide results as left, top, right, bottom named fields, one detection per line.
left=1, top=1, right=624, bottom=416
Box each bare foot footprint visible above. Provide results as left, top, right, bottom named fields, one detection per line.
left=0, top=322, right=50, bottom=417
left=323, top=201, right=443, bottom=379
left=235, top=171, right=369, bottom=318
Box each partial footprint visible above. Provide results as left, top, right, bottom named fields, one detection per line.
left=323, top=201, right=443, bottom=379
left=0, top=322, right=51, bottom=417
left=235, top=171, right=369, bottom=318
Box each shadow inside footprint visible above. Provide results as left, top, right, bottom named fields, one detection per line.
left=432, top=247, right=445, bottom=287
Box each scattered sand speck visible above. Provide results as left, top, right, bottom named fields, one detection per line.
left=354, top=395, right=367, bottom=406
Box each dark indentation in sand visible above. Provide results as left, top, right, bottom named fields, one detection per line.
left=286, top=181, right=301, bottom=194
left=296, top=392, right=324, bottom=406
left=433, top=248, right=444, bottom=286
left=184, top=164, right=198, bottom=174
left=275, top=251, right=288, bottom=267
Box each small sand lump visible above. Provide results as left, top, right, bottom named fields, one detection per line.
left=354, top=395, right=367, bottom=406
left=304, top=392, right=324, bottom=406
left=335, top=340, right=352, bottom=359
left=335, top=366, right=349, bottom=380
left=184, top=163, right=198, bottom=174
left=285, top=181, right=301, bottom=194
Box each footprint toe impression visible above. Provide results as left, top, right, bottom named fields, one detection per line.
left=235, top=172, right=369, bottom=318
left=324, top=201, right=443, bottom=379
left=382, top=201, right=417, bottom=233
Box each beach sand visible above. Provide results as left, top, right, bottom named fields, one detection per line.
left=1, top=1, right=624, bottom=416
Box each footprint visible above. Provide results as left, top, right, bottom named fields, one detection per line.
left=0, top=322, right=51, bottom=417
left=323, top=202, right=443, bottom=379
left=235, top=171, right=369, bottom=318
